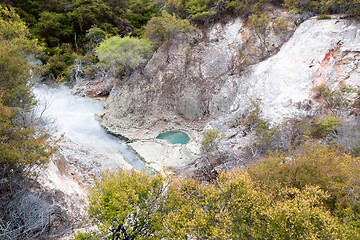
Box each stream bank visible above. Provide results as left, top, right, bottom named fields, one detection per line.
left=31, top=82, right=203, bottom=239
left=34, top=83, right=147, bottom=171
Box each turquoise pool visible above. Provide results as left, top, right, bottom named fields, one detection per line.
left=156, top=131, right=190, bottom=144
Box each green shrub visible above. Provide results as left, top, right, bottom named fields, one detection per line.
left=182, top=0, right=218, bottom=23
left=45, top=55, right=68, bottom=80
left=248, top=141, right=360, bottom=212
left=248, top=11, right=270, bottom=36
left=317, top=13, right=332, bottom=19
left=144, top=11, right=195, bottom=47
left=95, top=36, right=153, bottom=80
left=272, top=18, right=293, bottom=34
left=314, top=84, right=356, bottom=114
left=73, top=230, right=101, bottom=240
left=83, top=169, right=167, bottom=239
left=86, top=26, right=108, bottom=44
left=311, top=115, right=340, bottom=138
left=283, top=0, right=299, bottom=13
left=0, top=6, right=56, bottom=179
left=200, top=129, right=225, bottom=155
left=0, top=6, right=42, bottom=108
left=224, top=0, right=260, bottom=16
left=189, top=10, right=217, bottom=23
left=236, top=98, right=263, bottom=130
left=248, top=8, right=271, bottom=52
left=78, top=167, right=359, bottom=239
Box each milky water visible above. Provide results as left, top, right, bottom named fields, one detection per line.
left=157, top=131, right=190, bottom=144
left=34, top=83, right=146, bottom=171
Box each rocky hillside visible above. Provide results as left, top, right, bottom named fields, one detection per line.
left=98, top=13, right=360, bottom=172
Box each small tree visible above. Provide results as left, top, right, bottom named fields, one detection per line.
left=200, top=129, right=225, bottom=156
left=248, top=8, right=270, bottom=55
left=80, top=169, right=168, bottom=240
left=197, top=129, right=226, bottom=181
left=0, top=7, right=58, bottom=239
left=95, top=36, right=153, bottom=81
left=143, top=11, right=195, bottom=47
left=86, top=26, right=108, bottom=44
left=0, top=98, right=55, bottom=180
left=0, top=6, right=42, bottom=108
left=0, top=7, right=55, bottom=178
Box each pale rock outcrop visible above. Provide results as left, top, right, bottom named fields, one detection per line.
left=100, top=11, right=295, bottom=139
left=215, top=16, right=360, bottom=128
left=129, top=139, right=199, bottom=173
left=208, top=16, right=360, bottom=158
left=70, top=59, right=114, bottom=98
left=101, top=14, right=360, bottom=171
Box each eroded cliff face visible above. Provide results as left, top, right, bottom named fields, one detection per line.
left=212, top=17, right=360, bottom=128
left=99, top=14, right=360, bottom=171
left=100, top=9, right=295, bottom=140
left=206, top=16, right=360, bottom=159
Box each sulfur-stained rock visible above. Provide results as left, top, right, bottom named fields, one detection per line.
left=220, top=16, right=360, bottom=127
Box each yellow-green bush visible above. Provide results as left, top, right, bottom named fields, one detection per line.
left=95, top=36, right=153, bottom=79
left=144, top=11, right=195, bottom=47
left=76, top=142, right=360, bottom=239
left=310, top=115, right=340, bottom=138
left=248, top=141, right=360, bottom=212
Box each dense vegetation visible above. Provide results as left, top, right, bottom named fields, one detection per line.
left=4, top=0, right=360, bottom=82
left=95, top=36, right=153, bottom=80
left=1, top=0, right=360, bottom=239
left=0, top=6, right=55, bottom=178
left=75, top=141, right=360, bottom=239
left=0, top=6, right=57, bottom=239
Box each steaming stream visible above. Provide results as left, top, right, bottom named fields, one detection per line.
left=34, top=83, right=147, bottom=171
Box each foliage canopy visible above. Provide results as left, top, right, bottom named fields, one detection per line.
left=144, top=11, right=195, bottom=47
left=0, top=97, right=55, bottom=179
left=76, top=154, right=360, bottom=239
left=95, top=36, right=153, bottom=79
left=0, top=5, right=55, bottom=180
left=0, top=8, right=57, bottom=239
left=0, top=6, right=42, bottom=108
left=86, top=169, right=167, bottom=239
